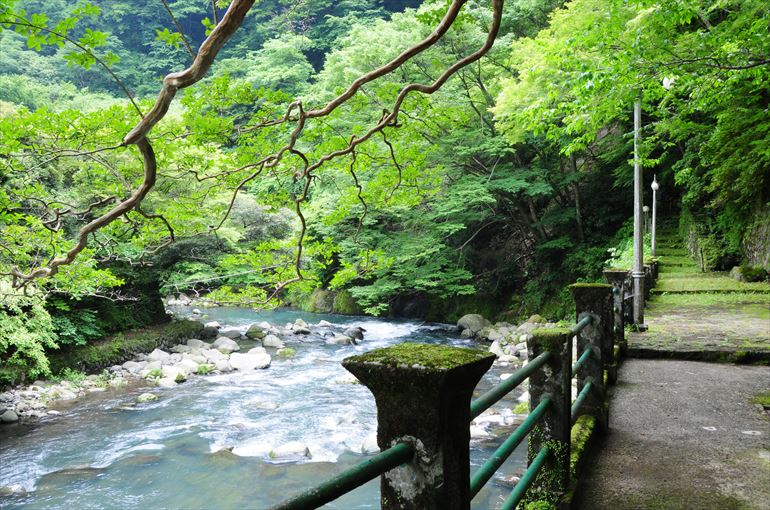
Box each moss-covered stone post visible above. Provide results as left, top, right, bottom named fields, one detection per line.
left=643, top=264, right=653, bottom=301
left=342, top=343, right=495, bottom=510
left=603, top=270, right=628, bottom=356
left=525, top=328, right=572, bottom=502
left=569, top=284, right=612, bottom=429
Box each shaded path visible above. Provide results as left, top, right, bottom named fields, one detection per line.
left=575, top=359, right=770, bottom=510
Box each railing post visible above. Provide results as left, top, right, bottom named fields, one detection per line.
left=525, top=327, right=572, bottom=503
left=569, top=284, right=613, bottom=430
left=603, top=270, right=628, bottom=356
left=342, top=343, right=495, bottom=510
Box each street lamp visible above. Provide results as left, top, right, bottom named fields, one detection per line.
left=651, top=175, right=659, bottom=257
left=632, top=96, right=646, bottom=331
left=643, top=205, right=650, bottom=235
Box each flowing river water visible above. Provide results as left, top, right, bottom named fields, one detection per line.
left=1, top=307, right=527, bottom=509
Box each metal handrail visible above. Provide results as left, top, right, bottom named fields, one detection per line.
left=269, top=442, right=415, bottom=510
left=470, top=351, right=551, bottom=419
left=570, top=377, right=594, bottom=424
left=570, top=314, right=593, bottom=335
left=500, top=445, right=552, bottom=510
left=470, top=396, right=551, bottom=497
left=571, top=346, right=592, bottom=375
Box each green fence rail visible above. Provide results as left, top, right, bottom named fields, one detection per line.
left=269, top=442, right=415, bottom=510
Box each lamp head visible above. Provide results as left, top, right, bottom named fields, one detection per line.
left=651, top=175, right=659, bottom=191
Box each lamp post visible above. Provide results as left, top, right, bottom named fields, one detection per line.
left=643, top=205, right=650, bottom=235
left=651, top=175, right=659, bottom=257
left=632, top=96, right=646, bottom=330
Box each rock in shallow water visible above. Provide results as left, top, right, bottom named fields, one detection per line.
left=212, top=337, right=240, bottom=354
left=229, top=351, right=271, bottom=370
left=262, top=334, right=285, bottom=348
left=269, top=441, right=311, bottom=461
left=0, top=409, right=19, bottom=423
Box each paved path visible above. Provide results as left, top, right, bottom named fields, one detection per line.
left=575, top=359, right=770, bottom=510
left=628, top=228, right=770, bottom=361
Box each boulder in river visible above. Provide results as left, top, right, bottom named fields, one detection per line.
left=187, top=338, right=209, bottom=349
left=229, top=351, right=271, bottom=371
left=262, top=334, right=285, bottom=349
left=204, top=321, right=221, bottom=329
left=218, top=328, right=242, bottom=340
left=212, top=337, right=240, bottom=354
left=136, top=393, right=158, bottom=403
left=342, top=326, right=366, bottom=342
left=326, top=335, right=354, bottom=345
left=457, top=314, right=491, bottom=337
left=269, top=441, right=311, bottom=462
left=0, top=409, right=19, bottom=423
left=245, top=324, right=266, bottom=340
left=317, top=320, right=333, bottom=327
left=147, top=349, right=171, bottom=363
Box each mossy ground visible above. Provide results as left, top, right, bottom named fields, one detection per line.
left=48, top=319, right=203, bottom=374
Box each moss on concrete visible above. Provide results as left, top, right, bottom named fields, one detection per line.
left=531, top=327, right=570, bottom=351
left=347, top=342, right=490, bottom=370
left=568, top=283, right=613, bottom=290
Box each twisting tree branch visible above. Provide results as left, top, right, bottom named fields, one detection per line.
left=8, top=0, right=506, bottom=293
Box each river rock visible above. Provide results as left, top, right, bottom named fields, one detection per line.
left=489, top=341, right=505, bottom=358
left=157, top=378, right=177, bottom=388
left=326, top=335, right=353, bottom=345
left=230, top=351, right=271, bottom=371
left=0, top=409, right=19, bottom=423
left=175, top=359, right=199, bottom=375
left=185, top=354, right=208, bottom=365
left=214, top=359, right=233, bottom=372
left=294, top=318, right=309, bottom=329
left=246, top=324, right=266, bottom=340
left=162, top=366, right=187, bottom=383
left=122, top=360, right=145, bottom=374
left=269, top=441, right=311, bottom=461
left=204, top=321, right=221, bottom=329
left=361, top=434, right=379, bottom=454
left=0, top=485, right=26, bottom=496
left=200, top=326, right=219, bottom=339
left=147, top=349, right=171, bottom=363
left=213, top=337, right=240, bottom=354
left=457, top=314, right=491, bottom=336
left=262, top=334, right=285, bottom=349
left=470, top=425, right=489, bottom=439
left=293, top=326, right=311, bottom=335
left=136, top=393, right=158, bottom=403
left=171, top=344, right=192, bottom=354
left=218, top=328, right=242, bottom=340
left=203, top=348, right=226, bottom=363
left=317, top=320, right=333, bottom=327
left=186, top=339, right=208, bottom=350
left=343, top=326, right=365, bottom=341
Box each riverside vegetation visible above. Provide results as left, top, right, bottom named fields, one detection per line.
left=0, top=0, right=768, bottom=389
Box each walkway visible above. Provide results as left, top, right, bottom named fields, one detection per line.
left=576, top=226, right=770, bottom=509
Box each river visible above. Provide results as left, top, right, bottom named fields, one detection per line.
left=0, top=307, right=527, bottom=509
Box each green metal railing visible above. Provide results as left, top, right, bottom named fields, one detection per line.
left=269, top=442, right=415, bottom=510
left=468, top=314, right=594, bottom=509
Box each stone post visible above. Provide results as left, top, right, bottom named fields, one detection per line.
left=603, top=270, right=628, bottom=356
left=525, top=328, right=572, bottom=502
left=569, top=284, right=613, bottom=430
left=343, top=343, right=495, bottom=510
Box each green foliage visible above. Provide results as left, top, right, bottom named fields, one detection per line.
left=740, top=265, right=768, bottom=283
left=0, top=287, right=58, bottom=385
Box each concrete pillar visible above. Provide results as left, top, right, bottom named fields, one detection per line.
left=569, top=284, right=613, bottom=430
left=603, top=270, right=628, bottom=356
left=343, top=343, right=495, bottom=510
left=525, top=328, right=572, bottom=502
